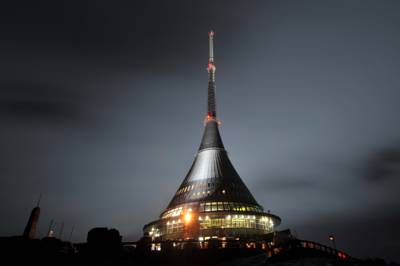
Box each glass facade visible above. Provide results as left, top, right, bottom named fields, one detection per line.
left=161, top=201, right=264, bottom=220
left=146, top=201, right=278, bottom=240
left=145, top=209, right=277, bottom=241
left=161, top=206, right=183, bottom=218
left=198, top=215, right=273, bottom=231
left=199, top=202, right=263, bottom=213
left=166, top=220, right=183, bottom=234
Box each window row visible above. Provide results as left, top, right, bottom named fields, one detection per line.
left=176, top=182, right=215, bottom=195
left=166, top=220, right=183, bottom=234
left=174, top=188, right=256, bottom=203
left=199, top=217, right=273, bottom=231
left=175, top=181, right=245, bottom=197
left=199, top=202, right=263, bottom=213
left=161, top=206, right=183, bottom=218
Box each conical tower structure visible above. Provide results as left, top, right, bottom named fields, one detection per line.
left=143, top=31, right=280, bottom=241
left=23, top=194, right=41, bottom=239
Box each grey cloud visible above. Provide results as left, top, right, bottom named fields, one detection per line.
left=293, top=207, right=400, bottom=262
left=0, top=80, right=84, bottom=124
left=364, top=148, right=400, bottom=182
left=254, top=174, right=317, bottom=192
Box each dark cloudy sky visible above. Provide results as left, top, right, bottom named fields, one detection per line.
left=1, top=0, right=400, bottom=262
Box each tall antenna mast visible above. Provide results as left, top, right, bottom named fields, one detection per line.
left=209, top=30, right=214, bottom=63
left=206, top=30, right=217, bottom=121
left=36, top=193, right=42, bottom=207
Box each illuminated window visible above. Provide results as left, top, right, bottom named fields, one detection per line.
left=199, top=216, right=264, bottom=230
left=198, top=201, right=264, bottom=213
left=223, top=202, right=230, bottom=211
left=162, top=206, right=183, bottom=218
left=166, top=219, right=183, bottom=234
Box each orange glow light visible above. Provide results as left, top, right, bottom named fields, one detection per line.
left=184, top=213, right=192, bottom=223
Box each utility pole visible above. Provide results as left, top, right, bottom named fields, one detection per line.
left=47, top=219, right=54, bottom=237
left=329, top=234, right=337, bottom=250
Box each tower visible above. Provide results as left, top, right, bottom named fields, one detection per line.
left=23, top=195, right=41, bottom=239
left=143, top=31, right=280, bottom=241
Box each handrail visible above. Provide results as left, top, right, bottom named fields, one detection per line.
left=297, top=239, right=350, bottom=259
left=121, top=238, right=351, bottom=260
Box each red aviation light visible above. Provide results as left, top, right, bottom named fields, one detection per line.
left=204, top=113, right=214, bottom=124
left=205, top=113, right=213, bottom=122
left=209, top=30, right=214, bottom=37
left=204, top=113, right=222, bottom=125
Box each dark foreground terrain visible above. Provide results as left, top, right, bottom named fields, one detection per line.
left=1, top=235, right=398, bottom=266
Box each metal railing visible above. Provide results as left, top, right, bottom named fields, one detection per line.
left=297, top=239, right=350, bottom=259
left=123, top=238, right=351, bottom=260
